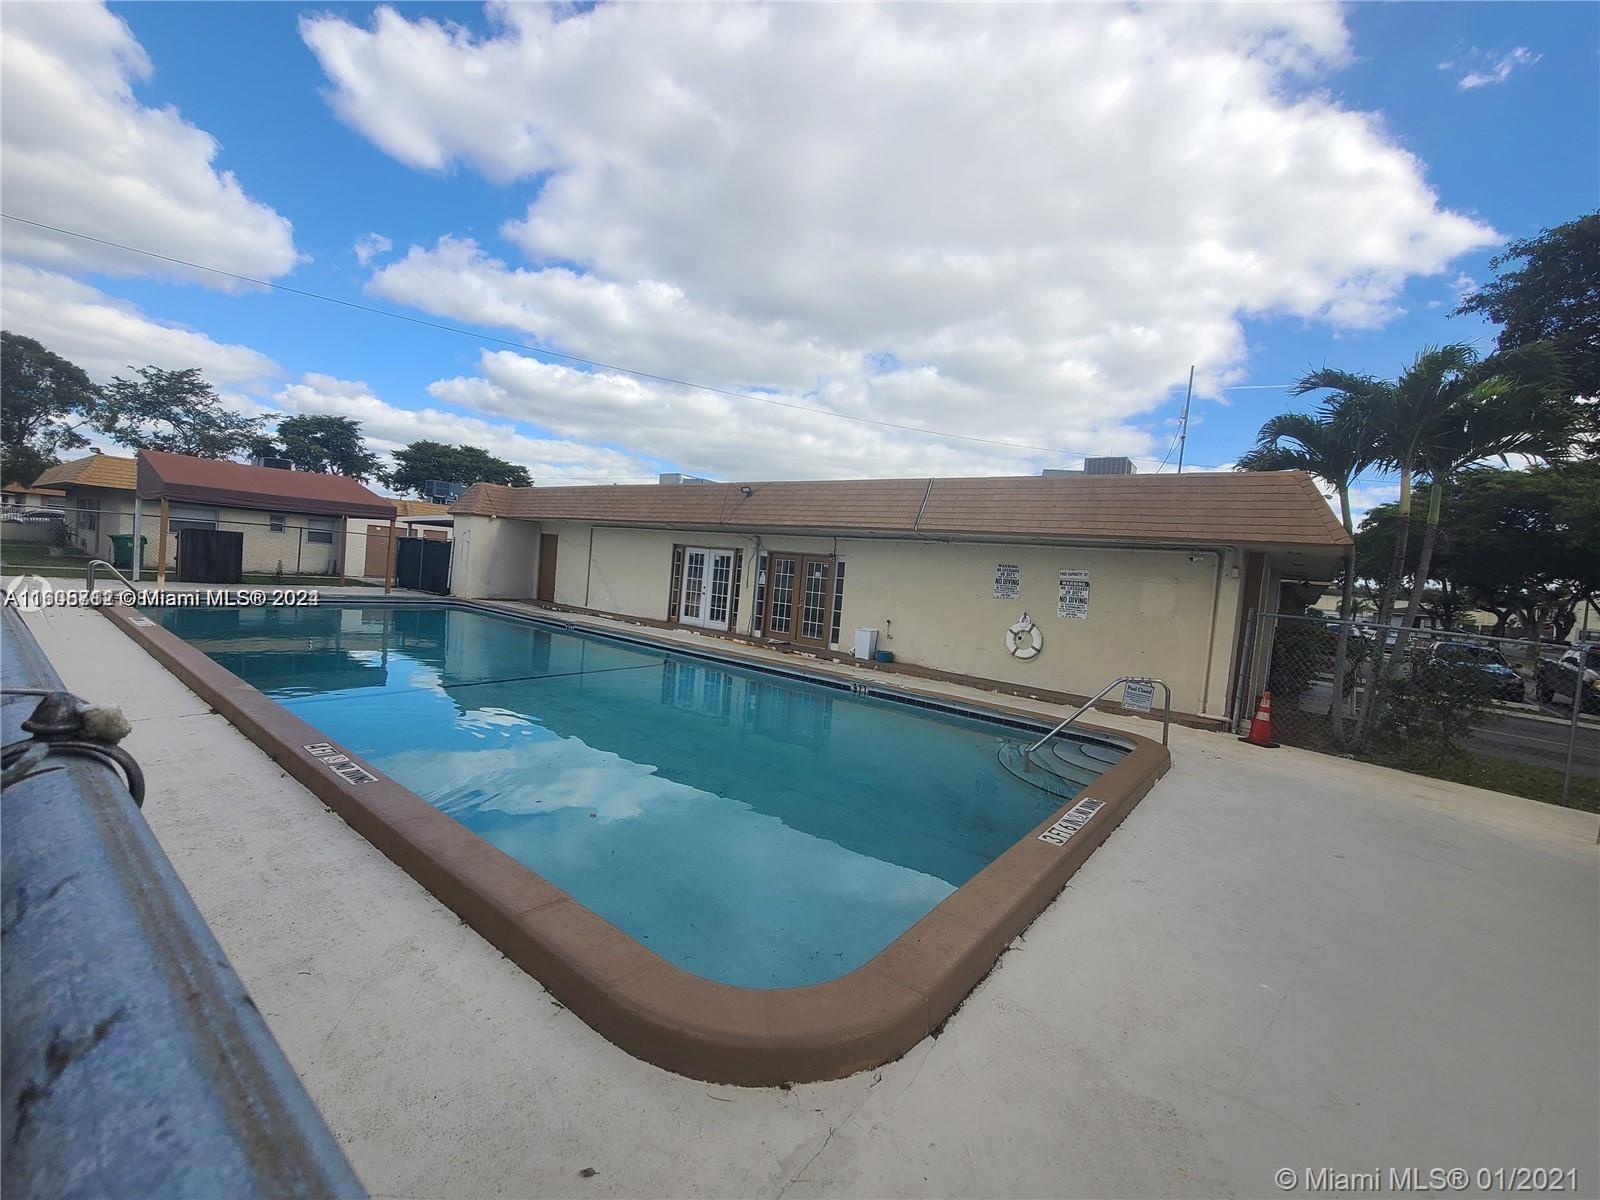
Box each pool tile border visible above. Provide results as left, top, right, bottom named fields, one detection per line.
left=101, top=602, right=1170, bottom=1086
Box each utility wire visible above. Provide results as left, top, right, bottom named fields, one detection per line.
left=4, top=212, right=1264, bottom=470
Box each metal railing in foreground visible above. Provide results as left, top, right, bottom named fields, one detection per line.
left=0, top=606, right=364, bottom=1199
left=84, top=557, right=137, bottom=593
left=1027, top=675, right=1172, bottom=750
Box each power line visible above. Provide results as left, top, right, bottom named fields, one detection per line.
left=3, top=211, right=1241, bottom=470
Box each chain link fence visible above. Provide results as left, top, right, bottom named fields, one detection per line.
left=1232, top=609, right=1598, bottom=806
left=0, top=503, right=447, bottom=587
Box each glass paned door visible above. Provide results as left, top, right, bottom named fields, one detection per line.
left=681, top=550, right=707, bottom=624
left=679, top=548, right=734, bottom=631
left=797, top=557, right=833, bottom=645
left=766, top=556, right=797, bottom=635
left=705, top=550, right=733, bottom=629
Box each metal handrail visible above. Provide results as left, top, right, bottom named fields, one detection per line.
left=1026, top=675, right=1172, bottom=751
left=85, top=559, right=139, bottom=595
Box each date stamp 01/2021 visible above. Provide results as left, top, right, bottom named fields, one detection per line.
left=1275, top=1166, right=1580, bottom=1193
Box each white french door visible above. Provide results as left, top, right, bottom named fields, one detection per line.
left=679, top=547, right=734, bottom=631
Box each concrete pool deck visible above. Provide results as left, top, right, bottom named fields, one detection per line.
left=18, top=601, right=1600, bottom=1199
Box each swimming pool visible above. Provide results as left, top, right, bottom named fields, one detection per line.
left=155, top=603, right=1133, bottom=989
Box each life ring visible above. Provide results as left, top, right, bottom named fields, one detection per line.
left=1005, top=613, right=1043, bottom=660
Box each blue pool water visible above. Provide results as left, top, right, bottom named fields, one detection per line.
left=158, top=604, right=1127, bottom=988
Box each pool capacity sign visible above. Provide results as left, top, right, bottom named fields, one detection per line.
left=1057, top=570, right=1090, bottom=619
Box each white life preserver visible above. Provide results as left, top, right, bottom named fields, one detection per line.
left=1005, top=612, right=1043, bottom=660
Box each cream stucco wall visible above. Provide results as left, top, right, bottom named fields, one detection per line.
left=452, top=514, right=541, bottom=599
left=516, top=521, right=1247, bottom=716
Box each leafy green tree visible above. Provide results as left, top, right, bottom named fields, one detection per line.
left=1355, top=464, right=1600, bottom=640
left=1398, top=341, right=1574, bottom=633
left=250, top=415, right=384, bottom=481
left=386, top=441, right=532, bottom=498
left=1235, top=394, right=1376, bottom=743
left=97, top=366, right=263, bottom=458
left=1294, top=345, right=1535, bottom=747
left=1, top=331, right=100, bottom=484
left=1455, top=211, right=1599, bottom=445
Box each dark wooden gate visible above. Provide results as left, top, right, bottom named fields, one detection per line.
left=176, top=529, right=243, bottom=584
left=396, top=536, right=452, bottom=595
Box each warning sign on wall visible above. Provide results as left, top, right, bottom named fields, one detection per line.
left=993, top=563, right=1022, bottom=600
left=1058, top=569, right=1090, bottom=619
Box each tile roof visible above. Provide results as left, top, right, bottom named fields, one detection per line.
left=32, top=453, right=137, bottom=491
left=135, top=450, right=396, bottom=519
left=391, top=498, right=452, bottom=518
left=451, top=471, right=1350, bottom=549
left=2, top=482, right=66, bottom=497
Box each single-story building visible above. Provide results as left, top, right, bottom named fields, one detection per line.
left=0, top=482, right=69, bottom=546
left=31, top=451, right=138, bottom=561
left=1, top=482, right=67, bottom=510
left=133, top=450, right=396, bottom=580
left=447, top=470, right=1350, bottom=721
left=345, top=499, right=453, bottom=580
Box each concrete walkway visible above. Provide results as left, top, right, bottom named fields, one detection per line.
left=19, top=604, right=1600, bottom=1200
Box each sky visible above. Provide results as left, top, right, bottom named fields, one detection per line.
left=1, top=1, right=1595, bottom=513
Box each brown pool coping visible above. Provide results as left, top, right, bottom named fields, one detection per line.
left=102, top=601, right=1171, bottom=1086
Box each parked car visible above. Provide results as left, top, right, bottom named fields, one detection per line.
left=1535, top=646, right=1600, bottom=714
left=1425, top=641, right=1526, bottom=702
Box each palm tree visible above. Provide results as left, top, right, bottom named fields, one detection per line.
left=1399, top=342, right=1573, bottom=635
left=1236, top=394, right=1377, bottom=744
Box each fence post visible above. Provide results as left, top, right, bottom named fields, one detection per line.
left=1229, top=609, right=1258, bottom=734
left=155, top=497, right=170, bottom=586
left=1560, top=604, right=1589, bottom=816
left=383, top=515, right=397, bottom=594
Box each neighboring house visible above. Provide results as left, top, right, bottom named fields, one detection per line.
left=133, top=450, right=396, bottom=578
left=1, top=482, right=67, bottom=510
left=447, top=470, right=1350, bottom=720
left=345, top=499, right=453, bottom=580
left=31, top=451, right=138, bottom=561
left=1, top=482, right=69, bottom=546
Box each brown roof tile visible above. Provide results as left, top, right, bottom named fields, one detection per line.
left=451, top=471, right=1350, bottom=548
left=33, top=453, right=137, bottom=491
left=135, top=450, right=395, bottom=519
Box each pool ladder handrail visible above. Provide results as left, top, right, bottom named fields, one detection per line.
left=1026, top=676, right=1171, bottom=751
left=84, top=559, right=139, bottom=597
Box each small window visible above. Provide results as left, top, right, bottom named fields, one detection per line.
left=305, top=517, right=335, bottom=544
left=269, top=513, right=286, bottom=533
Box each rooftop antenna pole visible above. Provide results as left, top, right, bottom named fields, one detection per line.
left=1175, top=365, right=1194, bottom=474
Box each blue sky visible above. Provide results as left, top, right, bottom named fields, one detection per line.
left=2, top=1, right=1594, bottom=506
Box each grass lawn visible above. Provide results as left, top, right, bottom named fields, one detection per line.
left=1374, top=750, right=1599, bottom=813
left=240, top=573, right=376, bottom=588
left=0, top=542, right=95, bottom=577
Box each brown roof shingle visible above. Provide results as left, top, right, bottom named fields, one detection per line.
left=136, top=450, right=395, bottom=519
left=33, top=453, right=137, bottom=491
left=451, top=471, right=1350, bottom=548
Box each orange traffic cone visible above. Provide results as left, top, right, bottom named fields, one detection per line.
left=1239, top=690, right=1279, bottom=748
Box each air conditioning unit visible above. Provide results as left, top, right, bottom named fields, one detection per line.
left=251, top=456, right=294, bottom=471
left=423, top=479, right=468, bottom=503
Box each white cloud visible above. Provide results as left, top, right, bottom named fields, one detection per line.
left=353, top=232, right=393, bottom=267
left=1442, top=46, right=1541, bottom=91
left=304, top=3, right=1496, bottom=479
left=275, top=373, right=658, bottom=485
left=0, top=1, right=298, bottom=286
left=428, top=350, right=1141, bottom=480
left=0, top=263, right=278, bottom=385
